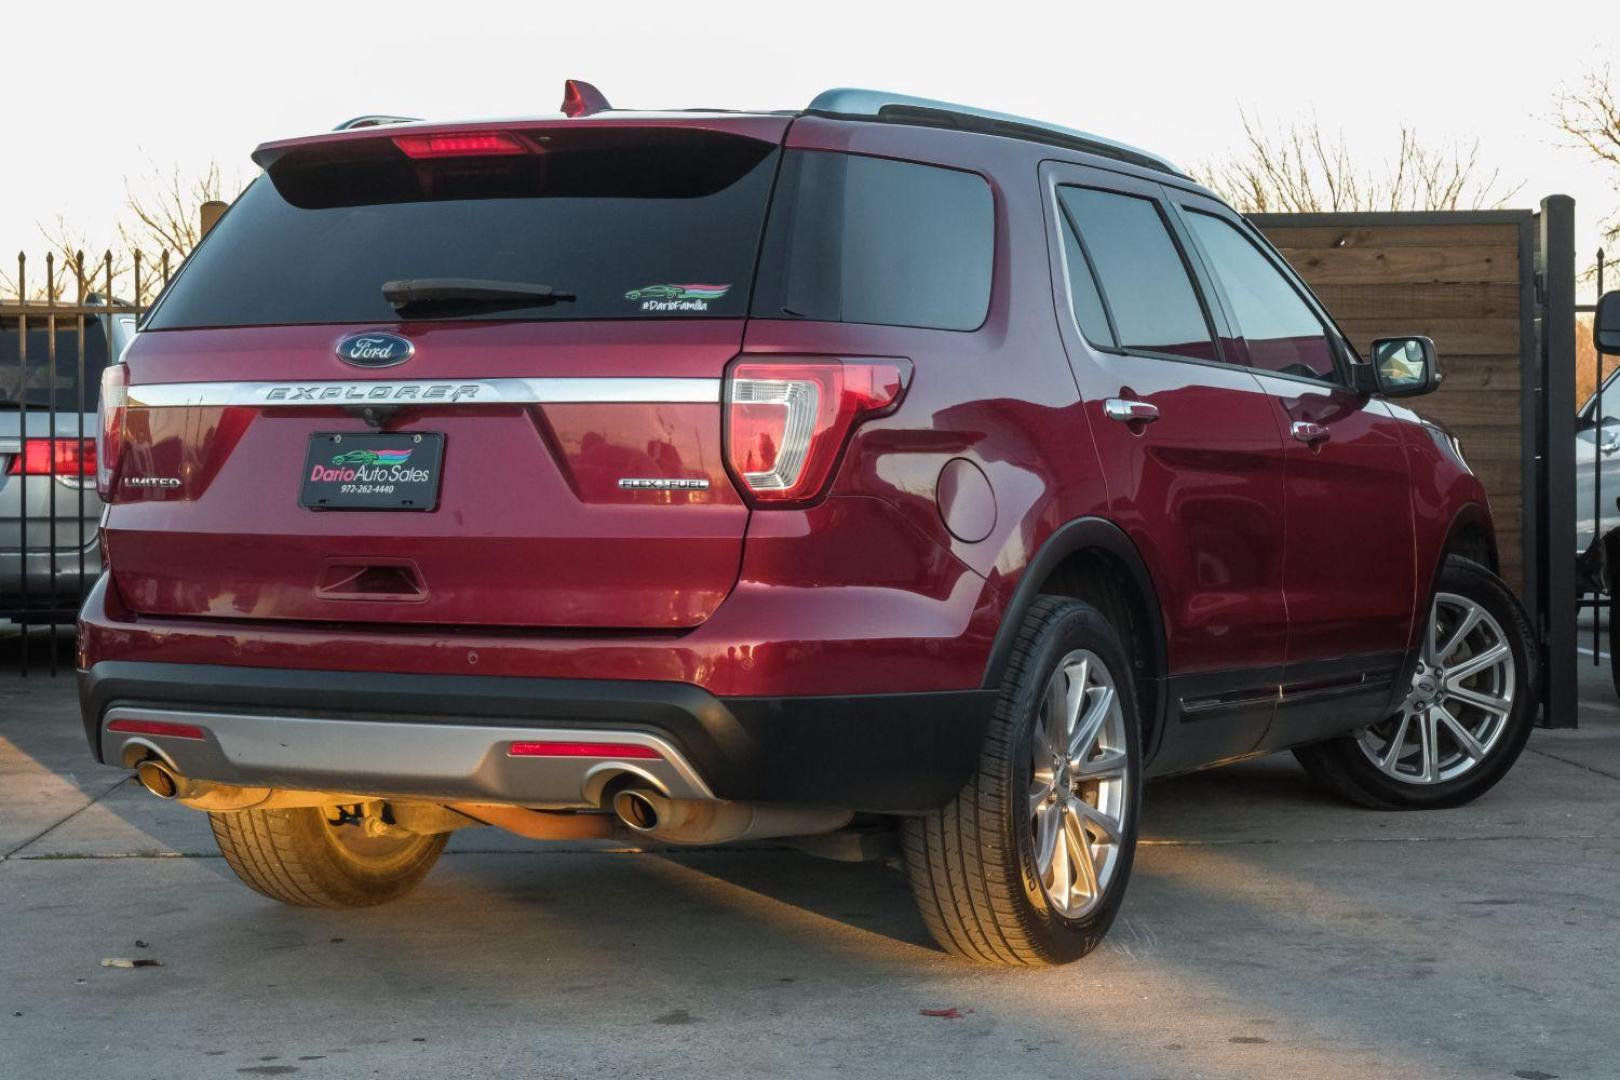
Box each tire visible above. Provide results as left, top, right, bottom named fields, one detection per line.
left=1294, top=556, right=1539, bottom=811
left=904, top=596, right=1142, bottom=966
left=209, top=806, right=447, bottom=908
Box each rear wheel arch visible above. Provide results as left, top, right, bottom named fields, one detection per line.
left=982, top=518, right=1168, bottom=757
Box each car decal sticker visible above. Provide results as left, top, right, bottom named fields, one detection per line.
left=624, top=283, right=731, bottom=312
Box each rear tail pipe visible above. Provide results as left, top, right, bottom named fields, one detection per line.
left=611, top=788, right=851, bottom=845
left=134, top=759, right=182, bottom=800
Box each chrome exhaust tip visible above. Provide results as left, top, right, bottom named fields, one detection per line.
left=135, top=759, right=181, bottom=800
left=612, top=789, right=662, bottom=832
left=609, top=788, right=852, bottom=845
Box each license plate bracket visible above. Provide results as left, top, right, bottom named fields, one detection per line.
left=299, top=432, right=444, bottom=511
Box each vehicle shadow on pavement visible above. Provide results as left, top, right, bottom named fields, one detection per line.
left=6, top=667, right=1609, bottom=1080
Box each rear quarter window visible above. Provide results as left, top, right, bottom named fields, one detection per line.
left=752, top=151, right=994, bottom=332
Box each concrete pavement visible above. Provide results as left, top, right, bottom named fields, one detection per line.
left=3, top=638, right=1617, bottom=1080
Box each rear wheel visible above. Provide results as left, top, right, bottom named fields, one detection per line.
left=1294, top=556, right=1537, bottom=810
left=210, top=805, right=446, bottom=908
left=904, top=596, right=1141, bottom=965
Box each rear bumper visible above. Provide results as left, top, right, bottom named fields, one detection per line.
left=79, top=660, right=996, bottom=813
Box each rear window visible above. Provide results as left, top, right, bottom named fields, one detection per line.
left=752, top=151, right=994, bottom=331
left=0, top=317, right=109, bottom=411
left=145, top=128, right=781, bottom=329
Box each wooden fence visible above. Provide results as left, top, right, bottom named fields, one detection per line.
left=1251, top=211, right=1536, bottom=595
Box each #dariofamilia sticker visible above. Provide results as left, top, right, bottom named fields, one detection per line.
left=624, top=283, right=730, bottom=312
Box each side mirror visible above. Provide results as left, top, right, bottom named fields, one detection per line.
left=1597, top=291, right=1620, bottom=356
left=1368, top=336, right=1441, bottom=397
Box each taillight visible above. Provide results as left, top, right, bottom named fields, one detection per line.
left=96, top=363, right=128, bottom=499
left=392, top=131, right=529, bottom=159
left=6, top=438, right=97, bottom=482
left=724, top=356, right=911, bottom=506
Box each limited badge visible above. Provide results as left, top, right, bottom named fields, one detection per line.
left=623, top=283, right=730, bottom=312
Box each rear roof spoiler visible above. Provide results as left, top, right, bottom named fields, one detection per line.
left=282, top=84, right=1181, bottom=179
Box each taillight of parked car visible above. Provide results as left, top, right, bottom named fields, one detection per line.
left=96, top=363, right=129, bottom=499
left=6, top=437, right=98, bottom=485
left=724, top=356, right=911, bottom=506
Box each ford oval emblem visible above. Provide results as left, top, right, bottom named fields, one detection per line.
left=336, top=331, right=414, bottom=368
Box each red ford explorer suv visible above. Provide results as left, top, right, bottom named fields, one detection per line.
left=78, top=84, right=1537, bottom=966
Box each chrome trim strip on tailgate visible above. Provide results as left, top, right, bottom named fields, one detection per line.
left=125, top=377, right=722, bottom=409
left=102, top=706, right=717, bottom=807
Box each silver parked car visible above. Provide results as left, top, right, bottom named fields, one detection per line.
left=1575, top=379, right=1618, bottom=560
left=1, top=301, right=133, bottom=622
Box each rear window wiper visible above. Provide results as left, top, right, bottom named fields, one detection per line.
left=381, top=278, right=576, bottom=317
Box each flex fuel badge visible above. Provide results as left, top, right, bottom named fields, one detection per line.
left=625, top=283, right=730, bottom=312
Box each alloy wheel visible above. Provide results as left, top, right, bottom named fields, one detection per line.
left=1028, top=649, right=1131, bottom=919
left=1357, top=592, right=1516, bottom=785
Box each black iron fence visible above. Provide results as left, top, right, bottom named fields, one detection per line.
left=2, top=250, right=165, bottom=675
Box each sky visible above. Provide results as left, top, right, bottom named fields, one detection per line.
left=6, top=0, right=1618, bottom=293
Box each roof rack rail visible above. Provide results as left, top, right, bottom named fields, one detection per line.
left=332, top=114, right=422, bottom=131
left=804, top=89, right=1185, bottom=178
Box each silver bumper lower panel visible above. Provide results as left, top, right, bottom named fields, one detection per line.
left=102, top=706, right=715, bottom=809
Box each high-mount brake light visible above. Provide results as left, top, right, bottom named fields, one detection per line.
left=96, top=363, right=128, bottom=499
left=508, top=741, right=662, bottom=760
left=391, top=131, right=529, bottom=159
left=725, top=357, right=911, bottom=506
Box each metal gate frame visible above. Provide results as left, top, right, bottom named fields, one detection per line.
left=1532, top=196, right=1577, bottom=727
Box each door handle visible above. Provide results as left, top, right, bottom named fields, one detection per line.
left=1104, top=398, right=1159, bottom=424
left=1291, top=421, right=1330, bottom=445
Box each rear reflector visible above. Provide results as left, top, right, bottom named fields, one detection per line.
left=106, top=718, right=207, bottom=741
left=508, top=740, right=661, bottom=759
left=392, top=131, right=528, bottom=159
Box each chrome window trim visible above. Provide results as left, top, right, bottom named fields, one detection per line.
left=124, top=377, right=722, bottom=409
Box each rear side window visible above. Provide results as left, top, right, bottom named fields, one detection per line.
left=752, top=152, right=993, bottom=331
left=0, top=317, right=109, bottom=411
left=146, top=128, right=780, bottom=329
left=1057, top=186, right=1218, bottom=362
left=1183, top=211, right=1339, bottom=382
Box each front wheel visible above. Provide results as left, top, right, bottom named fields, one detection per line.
left=904, top=596, right=1142, bottom=965
left=1295, top=556, right=1538, bottom=810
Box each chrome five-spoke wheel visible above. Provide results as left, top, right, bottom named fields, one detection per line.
left=1029, top=649, right=1130, bottom=919
left=1357, top=591, right=1516, bottom=785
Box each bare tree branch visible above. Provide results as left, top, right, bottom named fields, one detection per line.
left=1197, top=111, right=1523, bottom=215
left=2, top=161, right=238, bottom=303
left=1556, top=64, right=1620, bottom=252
